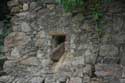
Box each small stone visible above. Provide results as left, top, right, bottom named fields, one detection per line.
left=10, top=47, right=21, bottom=59
left=47, top=4, right=55, bottom=10
left=21, top=22, right=31, bottom=32
left=23, top=3, right=29, bottom=11
left=30, top=2, right=37, bottom=10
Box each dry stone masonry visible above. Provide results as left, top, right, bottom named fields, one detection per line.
left=0, top=0, right=125, bottom=83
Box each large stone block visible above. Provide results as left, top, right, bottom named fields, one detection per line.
left=99, top=45, right=118, bottom=57
left=4, top=32, right=31, bottom=53
left=20, top=57, right=39, bottom=66
left=7, top=0, right=19, bottom=8
left=95, top=64, right=122, bottom=79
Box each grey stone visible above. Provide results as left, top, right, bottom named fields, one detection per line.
left=0, top=75, right=15, bottom=83
left=21, top=22, right=31, bottom=32
left=30, top=2, right=37, bottom=10
left=120, top=79, right=125, bottom=83
left=28, top=77, right=44, bottom=83
left=7, top=0, right=19, bottom=8
left=69, top=77, right=82, bottom=83
left=95, top=64, right=122, bottom=78
left=11, top=6, right=21, bottom=13
left=99, top=45, right=118, bottom=57
left=2, top=1, right=125, bottom=83
left=10, top=47, right=21, bottom=59
left=121, top=55, right=125, bottom=66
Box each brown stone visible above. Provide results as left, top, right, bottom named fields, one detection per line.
left=20, top=57, right=39, bottom=66
left=4, top=32, right=31, bottom=51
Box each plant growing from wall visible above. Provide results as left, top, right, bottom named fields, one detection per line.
left=0, top=15, right=11, bottom=56
left=56, top=0, right=112, bottom=37
left=56, top=0, right=85, bottom=12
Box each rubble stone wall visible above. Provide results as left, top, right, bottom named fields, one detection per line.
left=0, top=0, right=125, bottom=83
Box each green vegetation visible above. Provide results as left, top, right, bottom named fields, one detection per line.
left=56, top=0, right=85, bottom=12
left=0, top=15, right=11, bottom=56
left=56, top=0, right=112, bottom=37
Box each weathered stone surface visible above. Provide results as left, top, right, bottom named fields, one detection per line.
left=99, top=45, right=118, bottom=57
left=21, top=22, right=31, bottom=32
left=120, top=79, right=125, bottom=83
left=30, top=2, right=37, bottom=10
left=4, top=32, right=31, bottom=51
left=95, top=64, right=122, bottom=78
left=3, top=60, right=16, bottom=73
left=47, top=4, right=56, bottom=10
left=28, top=77, right=44, bottom=83
left=20, top=57, right=39, bottom=65
left=0, top=75, right=15, bottom=83
left=7, top=0, right=19, bottom=8
left=10, top=47, right=21, bottom=59
left=11, top=6, right=21, bottom=13
left=112, top=33, right=125, bottom=44
left=2, top=0, right=125, bottom=83
left=23, top=3, right=29, bottom=11
left=69, top=77, right=82, bottom=83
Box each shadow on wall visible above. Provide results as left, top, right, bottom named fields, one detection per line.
left=0, top=0, right=10, bottom=20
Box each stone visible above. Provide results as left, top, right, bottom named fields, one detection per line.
left=3, top=61, right=16, bottom=73
left=47, top=4, right=55, bottom=10
left=69, top=77, right=82, bottom=83
left=4, top=32, right=31, bottom=51
left=113, top=33, right=125, bottom=44
left=95, top=64, right=122, bottom=78
left=23, top=3, right=29, bottom=11
left=2, top=1, right=125, bottom=83
left=11, top=6, right=21, bottom=13
left=37, top=50, right=45, bottom=58
left=99, top=45, right=118, bottom=57
left=21, top=22, right=31, bottom=32
left=30, top=2, right=37, bottom=10
left=36, top=31, right=46, bottom=39
left=20, top=57, right=39, bottom=66
left=83, top=65, right=92, bottom=76
left=10, top=47, right=21, bottom=59
left=120, top=79, right=125, bottom=83
left=72, top=56, right=85, bottom=66
left=7, top=0, right=19, bottom=8
left=35, top=31, right=46, bottom=47
left=0, top=75, right=15, bottom=83
left=121, top=55, right=125, bottom=66
left=28, top=77, right=44, bottom=83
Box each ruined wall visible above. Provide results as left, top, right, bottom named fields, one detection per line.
left=0, top=0, right=125, bottom=83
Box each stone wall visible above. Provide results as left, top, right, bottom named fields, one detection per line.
left=0, top=0, right=125, bottom=83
